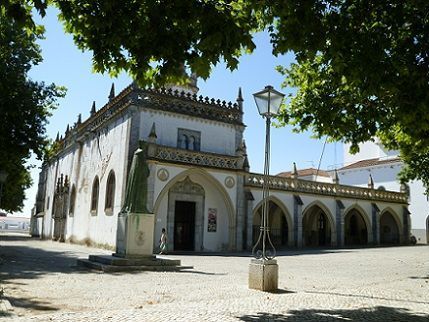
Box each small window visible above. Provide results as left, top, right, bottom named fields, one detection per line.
left=177, top=129, right=201, bottom=151
left=46, top=196, right=50, bottom=210
left=105, top=170, right=116, bottom=212
left=69, top=185, right=76, bottom=216
left=91, top=176, right=99, bottom=214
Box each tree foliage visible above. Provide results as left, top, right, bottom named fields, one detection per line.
left=0, top=7, right=64, bottom=212
left=273, top=1, right=429, bottom=188
left=3, top=0, right=429, bottom=189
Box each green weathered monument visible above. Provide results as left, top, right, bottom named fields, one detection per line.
left=116, top=141, right=155, bottom=257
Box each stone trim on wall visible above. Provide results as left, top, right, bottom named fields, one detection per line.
left=245, top=173, right=408, bottom=204
left=167, top=177, right=205, bottom=251
left=148, top=144, right=244, bottom=170
left=134, top=87, right=243, bottom=126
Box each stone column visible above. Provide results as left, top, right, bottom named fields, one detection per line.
left=336, top=200, right=345, bottom=247
left=372, top=203, right=380, bottom=245
left=402, top=206, right=411, bottom=245
left=235, top=175, right=245, bottom=251
left=246, top=195, right=254, bottom=250
left=294, top=195, right=303, bottom=248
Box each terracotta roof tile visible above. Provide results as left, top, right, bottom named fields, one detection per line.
left=340, top=157, right=401, bottom=170
left=277, top=168, right=331, bottom=178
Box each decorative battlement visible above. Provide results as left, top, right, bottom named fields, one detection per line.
left=133, top=87, right=243, bottom=125
left=245, top=173, right=408, bottom=204
left=147, top=144, right=244, bottom=170
left=52, top=83, right=243, bottom=158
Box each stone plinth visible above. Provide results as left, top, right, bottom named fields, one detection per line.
left=116, top=212, right=154, bottom=257
left=248, top=259, right=278, bottom=292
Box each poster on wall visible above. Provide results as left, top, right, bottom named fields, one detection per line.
left=208, top=208, right=217, bottom=232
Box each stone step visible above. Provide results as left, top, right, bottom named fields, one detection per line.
left=88, top=255, right=181, bottom=267
left=77, top=258, right=193, bottom=272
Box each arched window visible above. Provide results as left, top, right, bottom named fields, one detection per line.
left=69, top=185, right=76, bottom=216
left=105, top=170, right=116, bottom=211
left=377, top=186, right=386, bottom=191
left=180, top=134, right=188, bottom=149
left=91, top=176, right=99, bottom=213
left=188, top=136, right=195, bottom=150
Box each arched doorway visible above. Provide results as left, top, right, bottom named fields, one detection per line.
left=153, top=168, right=235, bottom=252
left=168, top=176, right=205, bottom=251
left=344, top=209, right=368, bottom=246
left=380, top=211, right=400, bottom=244
left=302, top=205, right=333, bottom=247
left=253, top=201, right=290, bottom=249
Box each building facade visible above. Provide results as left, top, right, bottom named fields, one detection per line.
left=338, top=140, right=428, bottom=244
left=31, top=83, right=410, bottom=251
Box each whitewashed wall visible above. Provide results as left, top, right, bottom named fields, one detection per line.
left=338, top=164, right=402, bottom=191
left=343, top=141, right=398, bottom=165
left=38, top=114, right=131, bottom=247
left=152, top=164, right=238, bottom=252
left=139, top=109, right=239, bottom=155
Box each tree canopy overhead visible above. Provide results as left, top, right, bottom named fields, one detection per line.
left=3, top=0, right=429, bottom=189
left=0, top=6, right=64, bottom=211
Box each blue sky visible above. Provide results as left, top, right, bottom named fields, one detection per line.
left=18, top=8, right=343, bottom=216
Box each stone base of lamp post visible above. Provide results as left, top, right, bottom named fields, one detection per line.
left=248, top=259, right=278, bottom=292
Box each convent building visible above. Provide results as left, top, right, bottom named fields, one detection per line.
left=31, top=81, right=411, bottom=252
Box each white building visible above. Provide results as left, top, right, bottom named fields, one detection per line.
left=337, top=139, right=428, bottom=244
left=31, top=82, right=411, bottom=251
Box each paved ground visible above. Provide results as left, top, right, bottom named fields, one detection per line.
left=0, top=233, right=428, bottom=321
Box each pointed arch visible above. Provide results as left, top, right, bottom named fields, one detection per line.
left=252, top=195, right=293, bottom=246
left=104, top=170, right=116, bottom=211
left=379, top=207, right=402, bottom=244
left=302, top=200, right=336, bottom=230
left=90, top=176, right=99, bottom=214
left=380, top=207, right=402, bottom=230
left=153, top=167, right=235, bottom=249
left=344, top=204, right=372, bottom=233
left=302, top=200, right=336, bottom=247
left=344, top=204, right=371, bottom=245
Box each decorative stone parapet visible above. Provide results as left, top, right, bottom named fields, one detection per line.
left=245, top=173, right=408, bottom=204
left=52, top=83, right=243, bottom=157
left=134, top=87, right=243, bottom=125
left=147, top=144, right=244, bottom=170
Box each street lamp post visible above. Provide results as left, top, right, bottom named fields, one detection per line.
left=0, top=170, right=9, bottom=210
left=248, top=85, right=285, bottom=292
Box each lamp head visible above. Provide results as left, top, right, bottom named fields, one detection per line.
left=253, top=85, right=285, bottom=117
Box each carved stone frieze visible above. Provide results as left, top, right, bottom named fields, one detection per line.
left=170, top=176, right=205, bottom=195
left=244, top=173, right=408, bottom=204
left=225, top=176, right=235, bottom=188
left=133, top=87, right=243, bottom=126
left=157, top=168, right=169, bottom=181
left=149, top=144, right=243, bottom=170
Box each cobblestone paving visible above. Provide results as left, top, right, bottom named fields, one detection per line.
left=1, top=233, right=428, bottom=321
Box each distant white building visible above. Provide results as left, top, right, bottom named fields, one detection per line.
left=337, top=140, right=428, bottom=244
left=31, top=81, right=411, bottom=251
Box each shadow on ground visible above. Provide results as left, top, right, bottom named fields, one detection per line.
left=169, top=248, right=352, bottom=258
left=238, top=306, right=429, bottom=321
left=0, top=234, right=98, bottom=314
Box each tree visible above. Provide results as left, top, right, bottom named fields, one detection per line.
left=273, top=1, right=429, bottom=189
left=0, top=7, right=64, bottom=212
left=3, top=1, right=429, bottom=189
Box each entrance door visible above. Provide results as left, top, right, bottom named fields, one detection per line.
left=174, top=201, right=196, bottom=251
left=318, top=213, right=327, bottom=246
